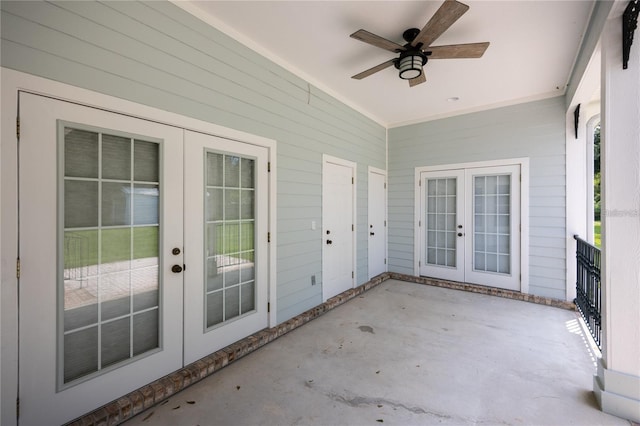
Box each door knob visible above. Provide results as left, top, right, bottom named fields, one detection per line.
left=370, top=232, right=375, bottom=236
left=326, top=230, right=331, bottom=235
left=172, top=248, right=181, bottom=255
left=458, top=225, right=463, bottom=229
left=457, top=233, right=464, bottom=237
left=171, top=264, right=183, bottom=273
left=326, top=240, right=333, bottom=245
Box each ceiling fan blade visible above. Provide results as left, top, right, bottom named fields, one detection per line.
left=409, top=73, right=427, bottom=87
left=350, top=29, right=404, bottom=53
left=412, top=0, right=470, bottom=48
left=351, top=59, right=396, bottom=80
left=427, top=42, right=490, bottom=59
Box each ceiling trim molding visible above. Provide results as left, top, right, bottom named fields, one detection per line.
left=387, top=91, right=565, bottom=129
left=172, top=1, right=388, bottom=127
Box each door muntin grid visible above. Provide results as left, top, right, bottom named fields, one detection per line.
left=425, top=177, right=457, bottom=268
left=204, top=151, right=256, bottom=330
left=472, top=174, right=511, bottom=275
left=59, top=123, right=162, bottom=388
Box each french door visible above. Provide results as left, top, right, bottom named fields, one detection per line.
left=183, top=131, right=268, bottom=364
left=419, top=165, right=521, bottom=291
left=18, top=93, right=268, bottom=425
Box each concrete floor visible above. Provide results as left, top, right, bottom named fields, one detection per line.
left=125, top=280, right=631, bottom=426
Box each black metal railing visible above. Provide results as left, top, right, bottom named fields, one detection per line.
left=574, top=235, right=602, bottom=349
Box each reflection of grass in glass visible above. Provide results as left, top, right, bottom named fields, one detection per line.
left=64, top=226, right=158, bottom=268
left=594, top=221, right=601, bottom=248
left=207, top=222, right=255, bottom=262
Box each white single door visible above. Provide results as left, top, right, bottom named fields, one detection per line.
left=18, top=93, right=184, bottom=426
left=368, top=168, right=387, bottom=279
left=183, top=131, right=269, bottom=364
left=322, top=157, right=355, bottom=301
left=420, top=170, right=465, bottom=281
left=419, top=165, right=521, bottom=291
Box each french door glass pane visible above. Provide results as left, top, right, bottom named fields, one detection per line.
left=473, top=174, right=511, bottom=274
left=205, top=152, right=256, bottom=329
left=425, top=177, right=457, bottom=267
left=61, top=127, right=160, bottom=385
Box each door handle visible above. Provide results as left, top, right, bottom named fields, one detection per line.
left=172, top=247, right=181, bottom=255
left=370, top=232, right=375, bottom=236
left=457, top=233, right=464, bottom=237
left=326, top=240, right=333, bottom=245
left=171, top=264, right=183, bottom=273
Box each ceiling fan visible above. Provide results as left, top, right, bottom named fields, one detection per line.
left=350, top=0, right=489, bottom=87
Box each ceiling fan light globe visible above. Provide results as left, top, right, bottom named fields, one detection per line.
left=398, top=55, right=423, bottom=80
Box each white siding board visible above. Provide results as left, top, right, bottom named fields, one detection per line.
left=277, top=241, right=319, bottom=259
left=530, top=246, right=566, bottom=259
left=389, top=97, right=567, bottom=298
left=277, top=293, right=322, bottom=324
left=530, top=217, right=566, bottom=228
left=530, top=236, right=567, bottom=250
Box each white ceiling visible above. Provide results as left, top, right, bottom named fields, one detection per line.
left=181, top=1, right=595, bottom=128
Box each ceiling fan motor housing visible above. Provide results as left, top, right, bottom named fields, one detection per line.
left=402, top=28, right=422, bottom=43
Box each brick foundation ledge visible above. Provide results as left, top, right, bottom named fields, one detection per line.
left=66, top=273, right=391, bottom=426
left=389, top=272, right=576, bottom=310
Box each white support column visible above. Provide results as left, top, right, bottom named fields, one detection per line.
left=594, top=9, right=640, bottom=423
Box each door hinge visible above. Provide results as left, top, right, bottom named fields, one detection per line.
left=384, top=258, right=387, bottom=264
left=352, top=177, right=354, bottom=184
left=268, top=162, right=271, bottom=172
left=16, top=397, right=19, bottom=418
left=16, top=258, right=21, bottom=279
left=419, top=261, right=421, bottom=267
left=352, top=224, right=354, bottom=231
left=384, top=220, right=386, bottom=227
left=352, top=271, right=354, bottom=278
left=16, top=117, right=20, bottom=140
left=419, top=180, right=421, bottom=187
left=268, top=302, right=271, bottom=313
left=267, top=232, right=271, bottom=243
left=418, top=220, right=421, bottom=227
left=384, top=182, right=387, bottom=189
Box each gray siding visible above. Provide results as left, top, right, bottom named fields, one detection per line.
left=388, top=97, right=567, bottom=299
left=0, top=0, right=386, bottom=322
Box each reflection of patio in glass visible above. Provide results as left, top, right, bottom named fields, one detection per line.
left=63, top=256, right=158, bottom=312
left=62, top=253, right=161, bottom=383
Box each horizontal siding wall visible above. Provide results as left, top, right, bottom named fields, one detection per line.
left=0, top=0, right=386, bottom=323
left=388, top=97, right=567, bottom=300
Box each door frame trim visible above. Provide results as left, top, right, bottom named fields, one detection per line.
left=413, top=158, right=530, bottom=294
left=1, top=69, right=278, bottom=425
left=368, top=166, right=387, bottom=280
left=322, top=154, right=357, bottom=302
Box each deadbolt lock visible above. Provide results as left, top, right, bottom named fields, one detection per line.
left=172, top=248, right=181, bottom=255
